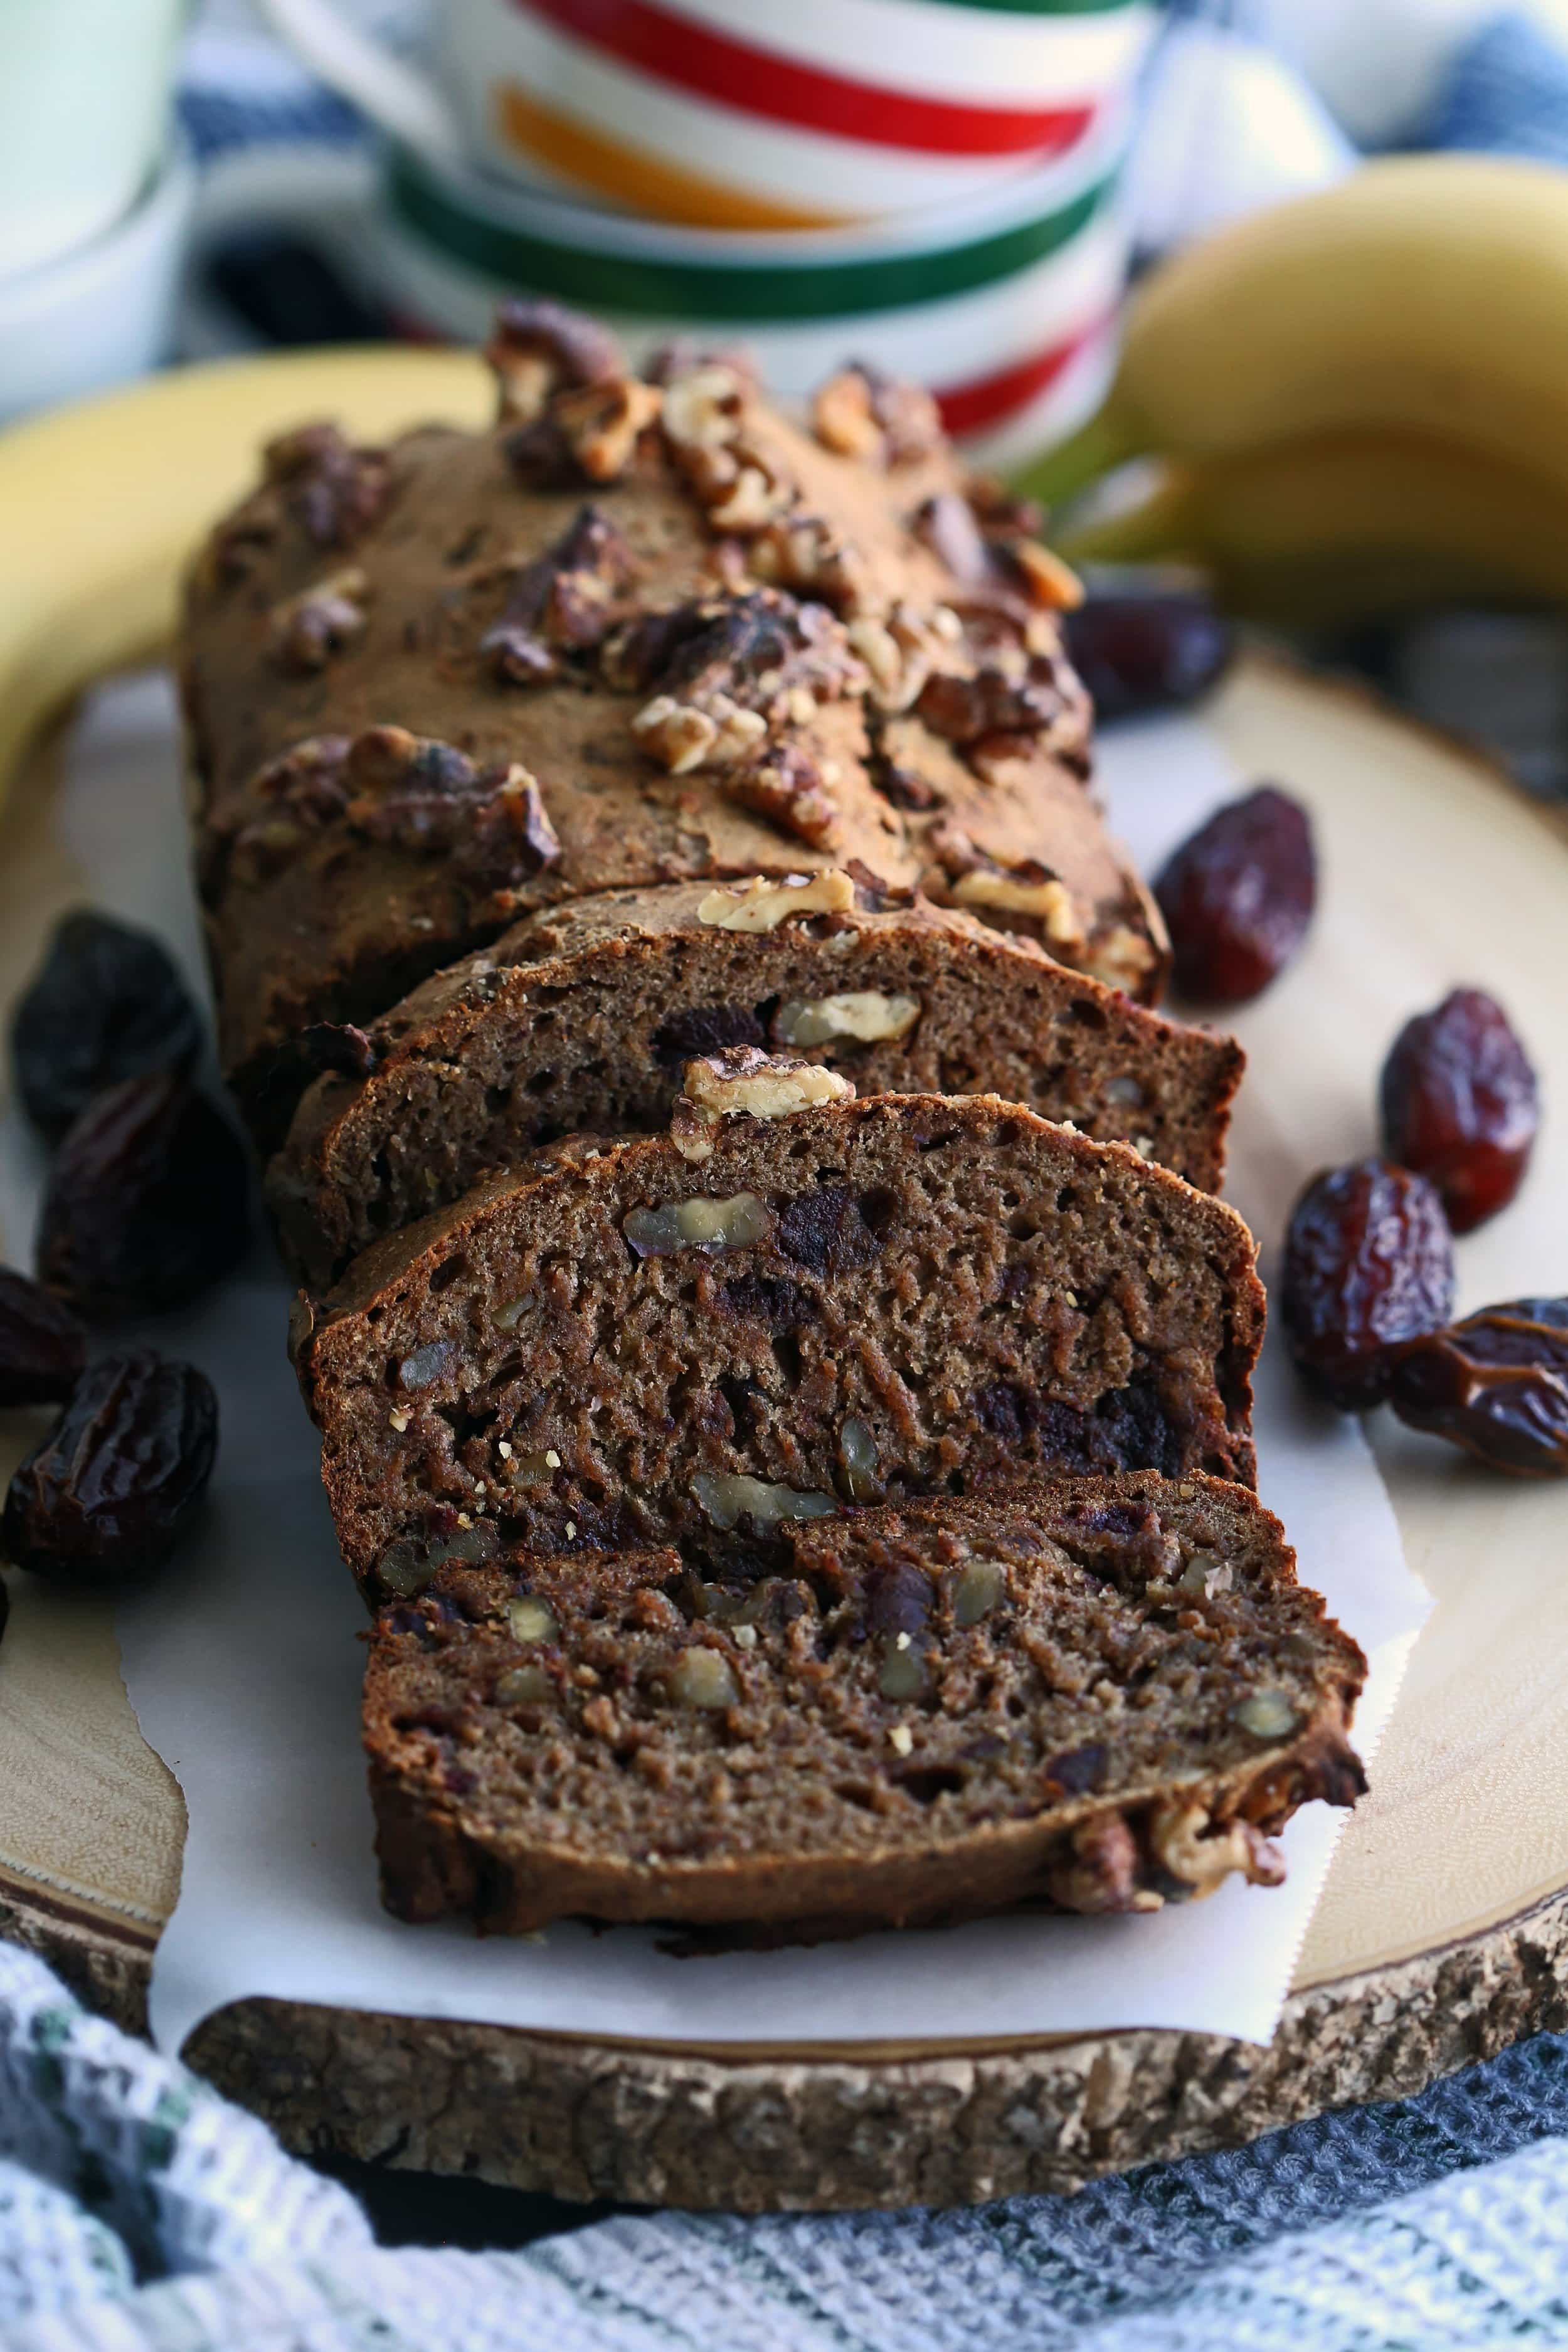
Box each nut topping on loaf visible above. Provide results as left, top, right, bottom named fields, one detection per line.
left=183, top=300, right=1162, bottom=1140
left=296, top=1093, right=1264, bottom=1603
left=363, top=1475, right=1365, bottom=1936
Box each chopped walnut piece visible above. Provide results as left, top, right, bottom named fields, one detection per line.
left=773, top=990, right=919, bottom=1048
left=847, top=605, right=949, bottom=712
left=261, top=421, right=391, bottom=549
left=810, top=369, right=886, bottom=463
left=1046, top=1813, right=1145, bottom=1913
left=697, top=870, right=857, bottom=931
left=660, top=363, right=749, bottom=458
left=1010, top=538, right=1085, bottom=612
left=624, top=1192, right=774, bottom=1256
left=643, top=339, right=760, bottom=388
left=812, top=363, right=944, bottom=467
left=484, top=298, right=623, bottom=422
left=632, top=692, right=765, bottom=773
left=267, top=567, right=370, bottom=673
left=746, top=511, right=869, bottom=613
left=952, top=864, right=1084, bottom=947
left=917, top=659, right=1078, bottom=753
left=1081, top=924, right=1160, bottom=997
left=914, top=492, right=994, bottom=585
left=671, top=1044, right=856, bottom=1160
left=1148, top=1803, right=1286, bottom=1895
left=721, top=744, right=841, bottom=848
left=479, top=502, right=637, bottom=682
left=552, top=375, right=662, bottom=482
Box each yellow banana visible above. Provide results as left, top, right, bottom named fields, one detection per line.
left=0, top=345, right=490, bottom=810
left=1023, top=156, right=1568, bottom=507
left=1057, top=428, right=1568, bottom=623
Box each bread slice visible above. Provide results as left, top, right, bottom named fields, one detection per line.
left=270, top=876, right=1242, bottom=1288
left=363, top=1473, right=1365, bottom=1935
left=294, top=1076, right=1264, bottom=1606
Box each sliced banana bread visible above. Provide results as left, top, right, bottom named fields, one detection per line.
left=364, top=1473, right=1365, bottom=1935
left=183, top=305, right=1165, bottom=1142
left=293, top=1071, right=1264, bottom=1606
left=270, top=873, right=1242, bottom=1288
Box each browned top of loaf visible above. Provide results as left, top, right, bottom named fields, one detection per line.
left=181, top=313, right=1162, bottom=1110
left=363, top=1474, right=1365, bottom=1934
left=271, top=875, right=1242, bottom=1286
left=296, top=1091, right=1265, bottom=1601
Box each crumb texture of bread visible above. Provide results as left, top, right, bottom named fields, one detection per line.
left=270, top=881, right=1242, bottom=1288
left=181, top=318, right=1168, bottom=1142
left=297, top=1093, right=1264, bottom=1603
left=363, top=1474, right=1366, bottom=1934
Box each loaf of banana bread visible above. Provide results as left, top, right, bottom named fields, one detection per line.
left=364, top=1474, right=1365, bottom=1935
left=292, top=1069, right=1264, bottom=1606
left=183, top=304, right=1167, bottom=1142
left=270, top=872, right=1242, bottom=1288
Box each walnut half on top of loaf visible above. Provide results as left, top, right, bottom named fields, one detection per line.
left=363, top=1473, right=1366, bottom=1936
left=292, top=1081, right=1265, bottom=1607
left=181, top=303, right=1167, bottom=1142
left=269, top=875, right=1244, bottom=1289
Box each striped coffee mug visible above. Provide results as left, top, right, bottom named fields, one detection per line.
left=257, top=0, right=1154, bottom=230
left=368, top=124, right=1129, bottom=464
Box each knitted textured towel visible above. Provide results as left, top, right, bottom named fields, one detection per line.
left=4, top=1941, right=1568, bottom=2352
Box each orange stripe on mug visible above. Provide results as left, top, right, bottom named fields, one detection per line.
left=510, top=0, right=1097, bottom=156
left=495, top=83, right=859, bottom=228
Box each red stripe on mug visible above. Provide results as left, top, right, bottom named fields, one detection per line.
left=511, top=0, right=1098, bottom=156
left=934, top=315, right=1110, bottom=437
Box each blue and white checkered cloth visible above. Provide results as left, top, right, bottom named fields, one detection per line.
left=5, top=1937, right=1568, bottom=2349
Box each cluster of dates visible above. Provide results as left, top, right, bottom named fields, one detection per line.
left=1280, top=991, right=1560, bottom=1476
left=1108, top=668, right=1558, bottom=1480
left=0, top=914, right=241, bottom=1613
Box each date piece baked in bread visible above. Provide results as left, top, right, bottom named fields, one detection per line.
left=183, top=306, right=1167, bottom=1141
left=293, top=1075, right=1264, bottom=1606
left=272, top=874, right=1242, bottom=1288
left=363, top=1474, right=1365, bottom=1934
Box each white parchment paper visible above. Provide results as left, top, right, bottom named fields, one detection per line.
left=6, top=674, right=1431, bottom=2056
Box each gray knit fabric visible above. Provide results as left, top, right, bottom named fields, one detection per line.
left=3, top=1941, right=1568, bottom=2350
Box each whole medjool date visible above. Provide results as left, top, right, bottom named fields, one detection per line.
left=35, top=1074, right=250, bottom=1318
left=3, top=1352, right=218, bottom=1582
left=11, top=911, right=203, bottom=1143
left=1379, top=988, right=1538, bottom=1234
left=1282, top=1158, right=1454, bottom=1410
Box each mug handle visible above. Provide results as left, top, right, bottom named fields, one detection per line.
left=252, top=0, right=465, bottom=166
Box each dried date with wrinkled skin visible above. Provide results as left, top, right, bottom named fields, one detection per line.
left=11, top=911, right=204, bottom=1143
left=1282, top=1158, right=1454, bottom=1410
left=1064, top=588, right=1234, bottom=724
left=3, top=1352, right=218, bottom=1582
left=35, top=1074, right=250, bottom=1319
left=1153, top=786, right=1316, bottom=1005
left=1379, top=988, right=1539, bottom=1234
left=1388, top=1299, right=1568, bottom=1476
left=0, top=1268, right=85, bottom=1407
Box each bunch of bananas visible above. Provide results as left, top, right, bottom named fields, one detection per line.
left=1024, top=156, right=1568, bottom=625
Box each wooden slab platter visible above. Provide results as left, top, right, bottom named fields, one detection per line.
left=3, top=648, right=1567, bottom=2213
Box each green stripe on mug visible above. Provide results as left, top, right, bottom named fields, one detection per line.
left=386, top=150, right=1115, bottom=320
